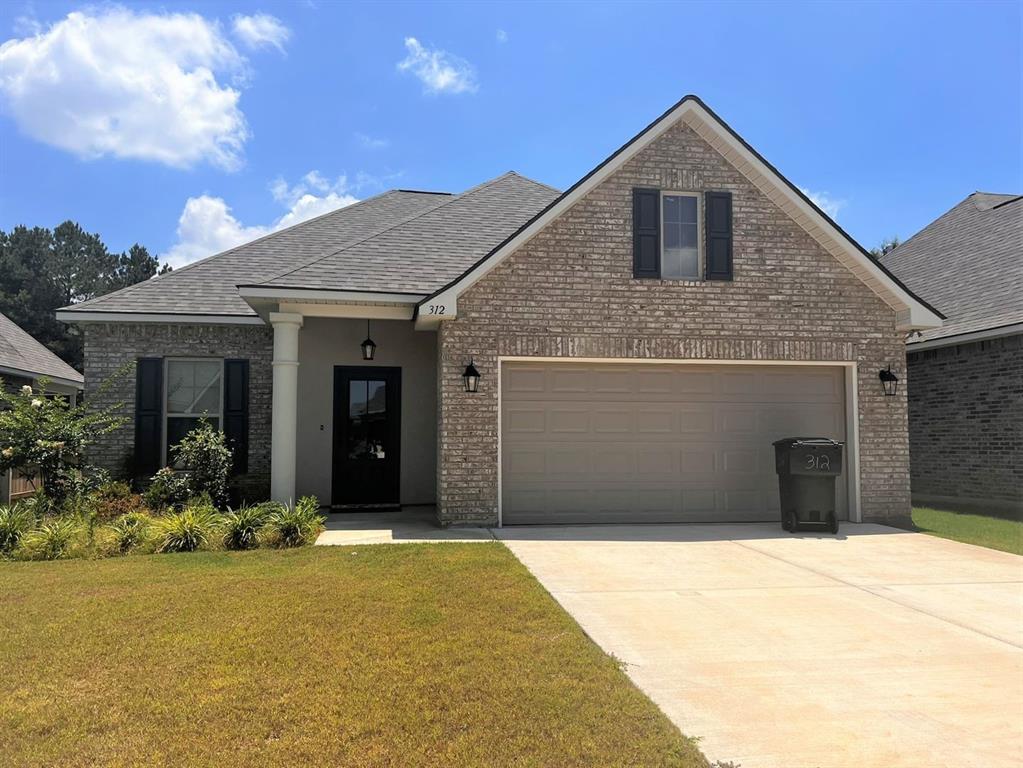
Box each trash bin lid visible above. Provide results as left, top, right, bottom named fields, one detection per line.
left=772, top=437, right=844, bottom=447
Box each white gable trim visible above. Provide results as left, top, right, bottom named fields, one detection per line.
left=415, top=96, right=944, bottom=332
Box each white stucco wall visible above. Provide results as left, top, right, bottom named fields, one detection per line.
left=295, top=317, right=437, bottom=506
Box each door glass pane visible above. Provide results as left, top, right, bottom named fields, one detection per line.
left=348, top=380, right=387, bottom=460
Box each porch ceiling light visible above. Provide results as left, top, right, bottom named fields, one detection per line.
left=361, top=320, right=376, bottom=361
left=879, top=365, right=899, bottom=397
left=462, top=357, right=481, bottom=393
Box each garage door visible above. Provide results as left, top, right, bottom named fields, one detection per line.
left=501, top=362, right=847, bottom=524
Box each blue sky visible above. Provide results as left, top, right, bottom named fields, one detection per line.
left=0, top=0, right=1019, bottom=267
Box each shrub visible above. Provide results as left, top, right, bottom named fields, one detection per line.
left=153, top=503, right=218, bottom=553
left=0, top=378, right=125, bottom=506
left=171, top=420, right=232, bottom=508
left=143, top=467, right=192, bottom=511
left=108, top=511, right=154, bottom=555
left=0, top=504, right=35, bottom=554
left=221, top=504, right=271, bottom=551
left=263, top=496, right=324, bottom=548
left=18, top=517, right=81, bottom=560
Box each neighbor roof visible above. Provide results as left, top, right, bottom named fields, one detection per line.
left=0, top=313, right=84, bottom=387
left=881, top=192, right=1022, bottom=345
left=59, top=173, right=558, bottom=319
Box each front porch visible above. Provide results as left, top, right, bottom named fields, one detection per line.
left=254, top=296, right=439, bottom=514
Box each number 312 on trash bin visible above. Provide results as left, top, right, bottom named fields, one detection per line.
left=805, top=453, right=831, bottom=471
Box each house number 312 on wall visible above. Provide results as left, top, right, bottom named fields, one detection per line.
left=425, top=304, right=446, bottom=315
left=805, top=453, right=831, bottom=471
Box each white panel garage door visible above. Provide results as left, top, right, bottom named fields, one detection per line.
left=501, top=362, right=847, bottom=525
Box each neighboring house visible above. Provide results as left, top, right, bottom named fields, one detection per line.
left=0, top=312, right=84, bottom=504
left=58, top=96, right=943, bottom=526
left=882, top=193, right=1022, bottom=514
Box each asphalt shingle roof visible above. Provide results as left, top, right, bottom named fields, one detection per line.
left=881, top=192, right=1022, bottom=343
left=252, top=172, right=560, bottom=294
left=62, top=172, right=559, bottom=317
left=0, top=313, right=84, bottom=385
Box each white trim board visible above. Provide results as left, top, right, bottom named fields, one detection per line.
left=57, top=311, right=265, bottom=326
left=495, top=356, right=863, bottom=527
left=907, top=323, right=1023, bottom=352
left=418, top=96, right=943, bottom=333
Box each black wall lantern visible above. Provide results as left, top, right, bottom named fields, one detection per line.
left=360, top=320, right=376, bottom=361
left=879, top=365, right=899, bottom=397
left=462, top=358, right=481, bottom=393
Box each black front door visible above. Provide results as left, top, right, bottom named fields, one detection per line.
left=332, top=366, right=401, bottom=507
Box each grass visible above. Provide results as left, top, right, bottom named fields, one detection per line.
left=0, top=543, right=710, bottom=768
left=912, top=506, right=1023, bottom=555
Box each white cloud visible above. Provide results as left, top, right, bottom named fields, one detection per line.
left=231, top=13, right=290, bottom=53
left=800, top=188, right=846, bottom=220
left=355, top=132, right=389, bottom=149
left=165, top=171, right=359, bottom=268
left=397, top=37, right=477, bottom=94
left=0, top=8, right=249, bottom=170
left=496, top=29, right=508, bottom=43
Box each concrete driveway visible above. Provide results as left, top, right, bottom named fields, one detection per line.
left=495, top=523, right=1023, bottom=768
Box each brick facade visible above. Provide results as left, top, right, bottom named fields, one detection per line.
left=83, top=323, right=273, bottom=498
left=437, top=120, right=911, bottom=526
left=906, top=334, right=1023, bottom=512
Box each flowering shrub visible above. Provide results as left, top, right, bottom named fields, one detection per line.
left=170, top=419, right=233, bottom=508
left=0, top=380, right=123, bottom=506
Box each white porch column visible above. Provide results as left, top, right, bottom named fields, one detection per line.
left=269, top=312, right=303, bottom=505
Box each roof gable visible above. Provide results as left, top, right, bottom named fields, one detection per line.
left=881, top=192, right=1022, bottom=344
left=415, top=95, right=944, bottom=331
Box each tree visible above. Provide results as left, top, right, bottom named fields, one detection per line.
left=869, top=236, right=901, bottom=259
left=0, top=221, right=170, bottom=370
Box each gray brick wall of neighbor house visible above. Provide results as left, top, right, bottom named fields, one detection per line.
left=437, top=120, right=911, bottom=526
left=83, top=323, right=273, bottom=496
left=906, top=334, right=1023, bottom=512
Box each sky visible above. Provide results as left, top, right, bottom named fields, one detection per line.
left=0, top=0, right=1019, bottom=268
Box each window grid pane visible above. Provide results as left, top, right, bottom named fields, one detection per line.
left=662, top=194, right=700, bottom=279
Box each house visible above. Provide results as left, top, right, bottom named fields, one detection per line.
left=0, top=312, right=84, bottom=504
left=57, top=96, right=943, bottom=526
left=881, top=193, right=1022, bottom=514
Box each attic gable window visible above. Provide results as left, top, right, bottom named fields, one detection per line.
left=661, top=192, right=701, bottom=280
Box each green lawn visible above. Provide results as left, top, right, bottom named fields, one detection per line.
left=912, top=506, right=1023, bottom=555
left=0, top=544, right=709, bottom=768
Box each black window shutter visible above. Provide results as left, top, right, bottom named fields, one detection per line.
left=223, top=359, right=249, bottom=475
left=134, top=358, right=163, bottom=479
left=705, top=191, right=733, bottom=280
left=633, top=187, right=661, bottom=278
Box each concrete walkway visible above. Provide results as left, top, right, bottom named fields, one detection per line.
left=316, top=508, right=494, bottom=545
left=496, top=523, right=1023, bottom=768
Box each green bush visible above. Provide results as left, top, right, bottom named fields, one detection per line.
left=18, top=517, right=81, bottom=560
left=108, top=511, right=154, bottom=555
left=154, top=503, right=218, bottom=553
left=221, top=504, right=270, bottom=550
left=0, top=504, right=35, bottom=554
left=171, top=420, right=232, bottom=508
left=143, top=467, right=192, bottom=511
left=263, top=496, right=324, bottom=548
left=0, top=378, right=125, bottom=506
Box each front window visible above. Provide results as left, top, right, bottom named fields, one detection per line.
left=661, top=192, right=701, bottom=279
left=165, top=359, right=223, bottom=463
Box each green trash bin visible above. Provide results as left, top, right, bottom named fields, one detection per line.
left=773, top=437, right=844, bottom=534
